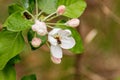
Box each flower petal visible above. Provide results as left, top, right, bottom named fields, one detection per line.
left=50, top=45, right=62, bottom=58
left=48, top=28, right=61, bottom=36
left=48, top=36, right=57, bottom=45
left=60, top=37, right=75, bottom=49
left=51, top=56, right=61, bottom=64
left=58, top=29, right=71, bottom=37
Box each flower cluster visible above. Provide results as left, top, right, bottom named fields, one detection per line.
left=31, top=5, right=80, bottom=64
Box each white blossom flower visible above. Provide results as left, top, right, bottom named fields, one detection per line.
left=57, top=5, right=66, bottom=15
left=48, top=28, right=76, bottom=64
left=32, top=20, right=48, bottom=36
left=31, top=37, right=41, bottom=47
left=66, top=18, right=80, bottom=27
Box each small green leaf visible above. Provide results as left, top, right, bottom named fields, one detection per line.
left=38, top=0, right=57, bottom=14
left=27, top=29, right=47, bottom=50
left=57, top=0, right=87, bottom=18
left=21, top=74, right=36, bottom=80
left=0, top=30, right=25, bottom=70
left=57, top=26, right=84, bottom=53
left=21, top=0, right=35, bottom=12
left=8, top=3, right=24, bottom=15
left=0, top=64, right=16, bottom=80
left=4, top=11, right=33, bottom=32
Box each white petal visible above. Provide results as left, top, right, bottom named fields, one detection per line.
left=60, top=37, right=75, bottom=49
left=48, top=36, right=57, bottom=45
left=49, top=28, right=61, bottom=36
left=50, top=45, right=62, bottom=58
left=65, top=29, right=71, bottom=35
left=58, top=30, right=70, bottom=37
left=51, top=56, right=61, bottom=64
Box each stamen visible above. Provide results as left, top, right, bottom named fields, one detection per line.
left=54, top=34, right=61, bottom=44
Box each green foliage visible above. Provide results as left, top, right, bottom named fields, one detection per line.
left=38, top=0, right=86, bottom=18
left=69, top=27, right=84, bottom=53
left=0, top=30, right=25, bottom=70
left=4, top=11, right=33, bottom=32
left=9, top=55, right=21, bottom=64
left=8, top=4, right=24, bottom=15
left=21, top=0, right=35, bottom=12
left=57, top=0, right=87, bottom=18
left=0, top=64, right=16, bottom=80
left=27, top=29, right=47, bottom=50
left=38, top=0, right=57, bottom=14
left=21, top=74, right=37, bottom=80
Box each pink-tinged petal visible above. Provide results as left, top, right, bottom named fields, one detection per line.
left=66, top=19, right=80, bottom=27
left=57, top=5, right=66, bottom=15
left=31, top=37, right=41, bottom=47
left=60, top=37, right=75, bottom=49
left=50, top=45, right=62, bottom=58
left=31, top=23, right=40, bottom=31
left=37, top=29, right=47, bottom=36
left=32, top=20, right=48, bottom=36
left=51, top=56, right=61, bottom=64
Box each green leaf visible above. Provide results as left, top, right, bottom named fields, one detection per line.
left=57, top=0, right=87, bottom=18
left=27, top=29, right=47, bottom=50
left=21, top=0, right=35, bottom=12
left=69, top=27, right=84, bottom=53
left=21, top=74, right=36, bottom=80
left=57, top=26, right=84, bottom=53
left=8, top=3, right=24, bottom=15
left=0, top=64, right=16, bottom=80
left=38, top=0, right=57, bottom=14
left=4, top=11, right=33, bottom=32
left=0, top=30, right=25, bottom=70
left=9, top=55, right=21, bottom=64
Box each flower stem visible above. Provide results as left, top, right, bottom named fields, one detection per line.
left=38, top=11, right=43, bottom=17
left=35, top=0, right=38, bottom=19
left=46, top=23, right=65, bottom=26
left=43, top=12, right=57, bottom=21
left=47, top=25, right=54, bottom=29
left=46, top=42, right=50, bottom=48
left=47, top=15, right=59, bottom=21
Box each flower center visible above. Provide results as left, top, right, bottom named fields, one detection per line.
left=54, top=34, right=61, bottom=44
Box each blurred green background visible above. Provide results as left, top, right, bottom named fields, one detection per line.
left=0, top=0, right=120, bottom=80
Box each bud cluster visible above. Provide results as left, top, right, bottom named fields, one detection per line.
left=30, top=5, right=81, bottom=64
left=32, top=20, right=48, bottom=36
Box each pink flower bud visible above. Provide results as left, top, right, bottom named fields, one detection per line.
left=57, top=5, right=66, bottom=15
left=32, top=20, right=48, bottom=36
left=32, top=20, right=40, bottom=31
left=66, top=19, right=80, bottom=27
left=37, top=29, right=48, bottom=36
left=51, top=56, right=61, bottom=64
left=31, top=37, right=41, bottom=47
